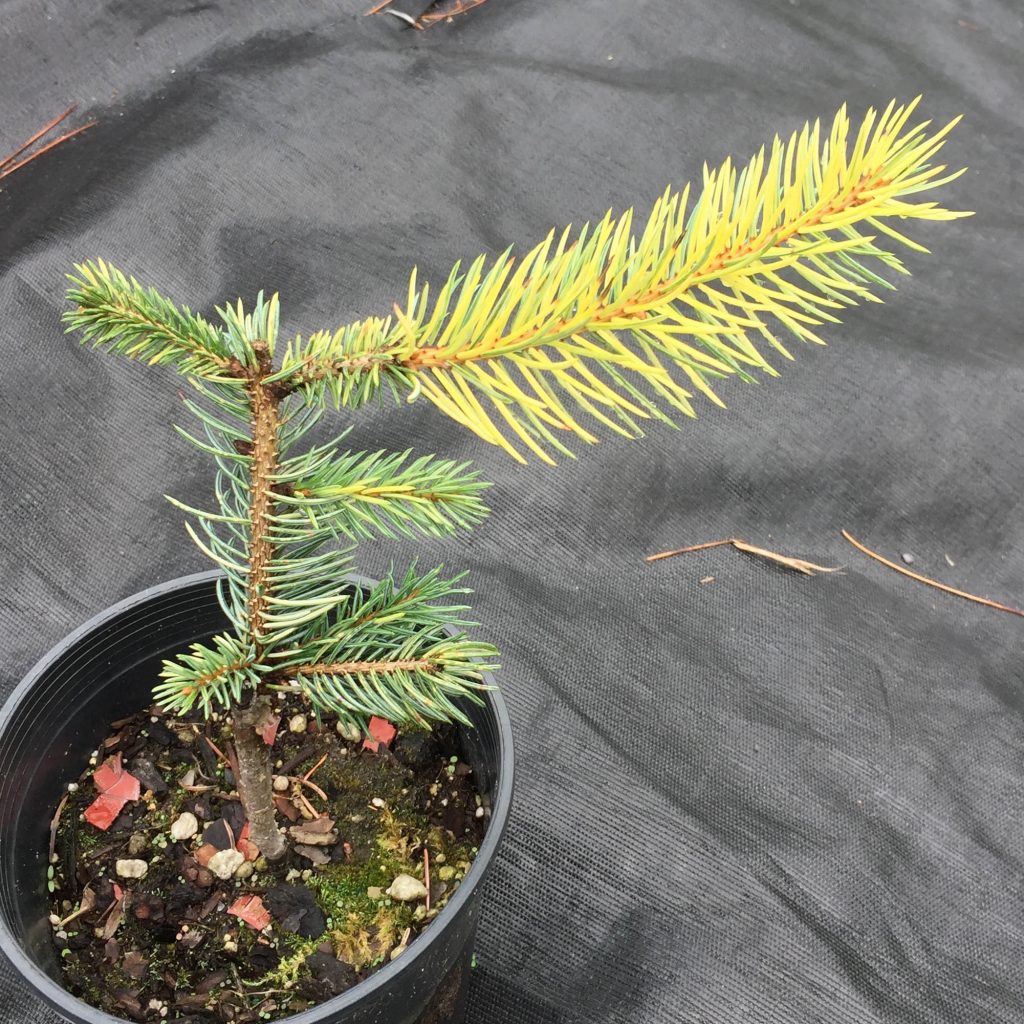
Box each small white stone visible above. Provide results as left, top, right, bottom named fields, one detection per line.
left=474, top=806, right=485, bottom=818
left=273, top=776, right=290, bottom=793
left=289, top=714, right=308, bottom=734
left=223, top=939, right=238, bottom=954
left=170, top=812, right=199, bottom=842
left=48, top=914, right=61, bottom=927
left=386, top=874, right=429, bottom=902
left=370, top=797, right=386, bottom=809
left=115, top=859, right=149, bottom=880
left=336, top=720, right=361, bottom=743
left=67, top=783, right=78, bottom=793
left=285, top=868, right=301, bottom=882
left=207, top=849, right=245, bottom=880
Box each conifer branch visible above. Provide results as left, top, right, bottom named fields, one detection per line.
left=280, top=98, right=969, bottom=462
left=271, top=449, right=489, bottom=541
left=65, top=261, right=246, bottom=379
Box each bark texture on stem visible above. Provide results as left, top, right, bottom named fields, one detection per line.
left=233, top=696, right=287, bottom=862
left=246, top=345, right=280, bottom=644
left=234, top=345, right=288, bottom=863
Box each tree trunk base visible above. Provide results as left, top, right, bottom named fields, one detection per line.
left=233, top=697, right=287, bottom=862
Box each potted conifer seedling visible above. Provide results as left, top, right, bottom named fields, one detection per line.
left=0, top=99, right=968, bottom=1024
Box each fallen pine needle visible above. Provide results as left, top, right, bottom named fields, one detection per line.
left=841, top=530, right=1024, bottom=618
left=49, top=792, right=69, bottom=862
left=646, top=538, right=841, bottom=577
left=1, top=105, right=95, bottom=181
left=302, top=753, right=328, bottom=783
left=202, top=733, right=232, bottom=768
left=298, top=775, right=329, bottom=803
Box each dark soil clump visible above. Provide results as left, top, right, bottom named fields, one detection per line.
left=47, top=695, right=488, bottom=1022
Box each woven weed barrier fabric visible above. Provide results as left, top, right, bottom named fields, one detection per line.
left=2, top=1, right=1023, bottom=1021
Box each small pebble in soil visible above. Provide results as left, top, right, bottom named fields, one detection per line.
left=386, top=874, right=428, bottom=902
left=371, top=797, right=386, bottom=809
left=234, top=861, right=254, bottom=880
left=289, top=714, right=308, bottom=733
left=901, top=552, right=915, bottom=564
left=170, top=811, right=199, bottom=841
left=66, top=782, right=78, bottom=793
left=115, top=859, right=148, bottom=879
left=273, top=775, right=290, bottom=792
left=207, top=849, right=245, bottom=880
left=474, top=806, right=485, bottom=818
left=128, top=833, right=149, bottom=856
left=336, top=720, right=361, bottom=743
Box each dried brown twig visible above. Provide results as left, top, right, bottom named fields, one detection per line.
left=646, top=538, right=841, bottom=577
left=364, top=0, right=488, bottom=29
left=841, top=530, right=1024, bottom=618
left=1, top=105, right=95, bottom=182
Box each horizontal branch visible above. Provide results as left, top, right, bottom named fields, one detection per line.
left=277, top=98, right=969, bottom=462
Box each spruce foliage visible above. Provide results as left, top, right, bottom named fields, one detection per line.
left=64, top=99, right=968, bottom=733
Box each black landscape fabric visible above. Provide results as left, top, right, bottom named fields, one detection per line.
left=2, top=1, right=1023, bottom=1022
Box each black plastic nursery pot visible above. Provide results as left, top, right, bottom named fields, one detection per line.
left=0, top=571, right=514, bottom=1024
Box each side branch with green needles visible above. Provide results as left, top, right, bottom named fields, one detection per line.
left=63, top=97, right=968, bottom=860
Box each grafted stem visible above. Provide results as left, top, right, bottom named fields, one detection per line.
left=233, top=696, right=286, bottom=861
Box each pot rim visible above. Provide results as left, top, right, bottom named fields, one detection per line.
left=0, top=569, right=515, bottom=1024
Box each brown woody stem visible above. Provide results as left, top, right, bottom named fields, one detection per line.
left=246, top=343, right=280, bottom=644
left=232, top=696, right=286, bottom=861
left=231, top=343, right=290, bottom=860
